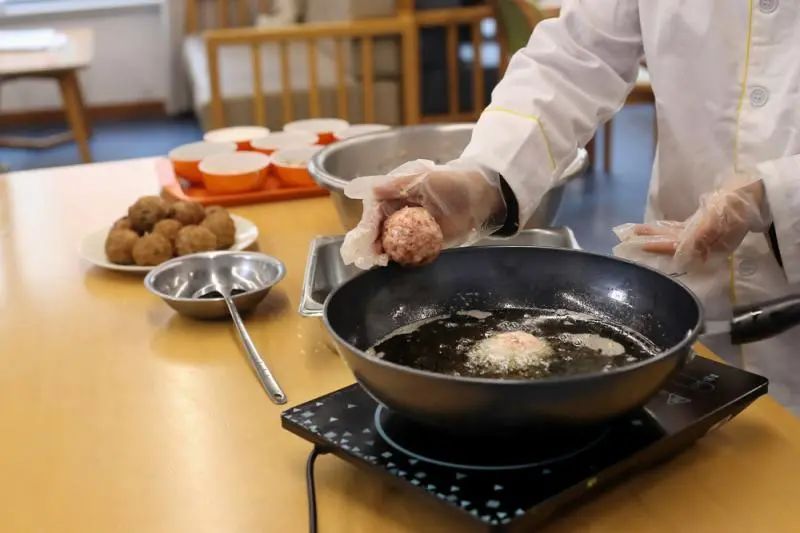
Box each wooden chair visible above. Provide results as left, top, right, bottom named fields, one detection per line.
left=491, top=0, right=654, bottom=173
left=191, top=0, right=496, bottom=129
left=199, top=15, right=421, bottom=128
left=185, top=0, right=270, bottom=33
left=414, top=4, right=495, bottom=123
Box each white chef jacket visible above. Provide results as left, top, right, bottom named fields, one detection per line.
left=462, top=0, right=800, bottom=414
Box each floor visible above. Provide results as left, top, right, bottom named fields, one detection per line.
left=0, top=106, right=656, bottom=253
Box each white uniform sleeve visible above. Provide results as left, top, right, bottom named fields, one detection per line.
left=461, top=0, right=644, bottom=226
left=758, top=156, right=800, bottom=283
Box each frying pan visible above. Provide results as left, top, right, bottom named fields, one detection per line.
left=324, top=247, right=800, bottom=432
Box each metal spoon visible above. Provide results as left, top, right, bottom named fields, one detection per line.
left=195, top=285, right=287, bottom=405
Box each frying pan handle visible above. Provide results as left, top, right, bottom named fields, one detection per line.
left=731, top=294, right=800, bottom=344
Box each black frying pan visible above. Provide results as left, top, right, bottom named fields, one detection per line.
left=324, top=247, right=800, bottom=431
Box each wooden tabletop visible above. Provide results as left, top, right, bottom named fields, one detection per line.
left=0, top=28, right=93, bottom=76
left=2, top=158, right=800, bottom=533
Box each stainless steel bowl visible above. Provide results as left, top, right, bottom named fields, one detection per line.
left=308, top=123, right=588, bottom=230
left=144, top=251, right=286, bottom=319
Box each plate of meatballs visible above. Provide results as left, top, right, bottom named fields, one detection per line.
left=80, top=196, right=259, bottom=273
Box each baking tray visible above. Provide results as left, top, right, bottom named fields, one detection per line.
left=299, top=227, right=581, bottom=317
left=155, top=158, right=329, bottom=207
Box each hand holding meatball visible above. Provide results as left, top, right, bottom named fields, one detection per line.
left=341, top=159, right=507, bottom=270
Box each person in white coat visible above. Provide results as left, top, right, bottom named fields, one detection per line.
left=341, top=1, right=800, bottom=414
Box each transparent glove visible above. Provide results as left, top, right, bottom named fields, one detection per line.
left=616, top=177, right=770, bottom=272
left=340, top=159, right=507, bottom=269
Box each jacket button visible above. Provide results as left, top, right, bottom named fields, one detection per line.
left=750, top=86, right=769, bottom=107
left=759, top=0, right=778, bottom=13
left=738, top=259, right=758, bottom=277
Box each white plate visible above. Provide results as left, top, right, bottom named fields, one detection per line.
left=80, top=214, right=259, bottom=273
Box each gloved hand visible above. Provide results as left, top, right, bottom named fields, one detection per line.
left=617, top=177, right=770, bottom=271
left=340, top=159, right=507, bottom=269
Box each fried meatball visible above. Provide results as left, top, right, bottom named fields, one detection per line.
left=201, top=210, right=236, bottom=249
left=128, top=196, right=170, bottom=233
left=467, top=331, right=553, bottom=374
left=171, top=201, right=206, bottom=225
left=205, top=205, right=225, bottom=216
left=152, top=218, right=183, bottom=243
left=175, top=225, right=217, bottom=256
left=132, top=233, right=173, bottom=266
left=112, top=217, right=133, bottom=231
left=105, top=229, right=139, bottom=265
left=381, top=207, right=443, bottom=266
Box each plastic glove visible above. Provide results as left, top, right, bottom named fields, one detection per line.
left=612, top=222, right=733, bottom=319
left=618, top=177, right=770, bottom=272
left=340, top=159, right=507, bottom=269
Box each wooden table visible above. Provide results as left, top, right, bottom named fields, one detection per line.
left=2, top=158, right=800, bottom=532
left=0, top=28, right=94, bottom=162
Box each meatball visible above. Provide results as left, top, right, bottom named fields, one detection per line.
left=171, top=201, right=206, bottom=225
left=132, top=233, right=173, bottom=266
left=105, top=229, right=139, bottom=265
left=467, top=331, right=552, bottom=374
left=175, top=225, right=217, bottom=256
left=152, top=218, right=183, bottom=243
left=205, top=205, right=225, bottom=216
left=381, top=207, right=443, bottom=266
left=128, top=196, right=170, bottom=233
left=112, top=217, right=133, bottom=231
left=201, top=210, right=236, bottom=249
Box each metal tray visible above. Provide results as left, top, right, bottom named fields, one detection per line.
left=299, top=227, right=581, bottom=317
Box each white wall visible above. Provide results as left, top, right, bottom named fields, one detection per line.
left=0, top=2, right=169, bottom=112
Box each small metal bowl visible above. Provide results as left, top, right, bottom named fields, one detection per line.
left=144, top=251, right=286, bottom=319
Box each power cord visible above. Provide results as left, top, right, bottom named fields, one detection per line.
left=306, top=446, right=329, bottom=533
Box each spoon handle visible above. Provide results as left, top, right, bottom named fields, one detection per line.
left=224, top=296, right=287, bottom=405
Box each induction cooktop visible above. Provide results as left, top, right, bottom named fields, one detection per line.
left=282, top=356, right=767, bottom=531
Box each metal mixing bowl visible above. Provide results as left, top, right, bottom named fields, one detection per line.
left=144, top=251, right=286, bottom=319
left=308, top=123, right=588, bottom=230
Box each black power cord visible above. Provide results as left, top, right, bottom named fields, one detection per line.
left=306, top=446, right=329, bottom=533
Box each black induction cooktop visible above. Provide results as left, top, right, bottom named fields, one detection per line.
left=282, top=356, right=767, bottom=531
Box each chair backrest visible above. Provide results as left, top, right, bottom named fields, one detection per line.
left=203, top=3, right=497, bottom=128
left=186, top=0, right=269, bottom=33
left=188, top=0, right=415, bottom=34
left=409, top=4, right=494, bottom=123
left=204, top=15, right=421, bottom=128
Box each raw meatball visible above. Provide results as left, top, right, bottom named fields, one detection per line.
left=132, top=233, right=173, bottom=266
left=175, top=225, right=217, bottom=256
left=128, top=196, right=170, bottom=233
left=171, top=200, right=205, bottom=225
left=201, top=210, right=236, bottom=249
left=105, top=229, right=139, bottom=265
left=112, top=217, right=133, bottom=231
left=467, top=331, right=552, bottom=374
left=381, top=207, right=443, bottom=266
left=152, top=218, right=183, bottom=243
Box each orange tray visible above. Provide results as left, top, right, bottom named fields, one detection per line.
left=156, top=158, right=329, bottom=207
